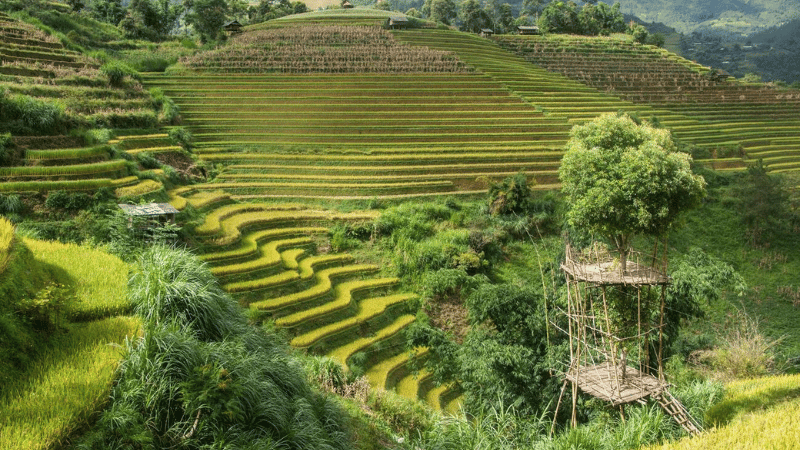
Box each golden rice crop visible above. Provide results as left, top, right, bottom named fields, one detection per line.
left=23, top=238, right=130, bottom=320
left=0, top=216, right=15, bottom=274
left=645, top=374, right=800, bottom=450
left=0, top=316, right=141, bottom=450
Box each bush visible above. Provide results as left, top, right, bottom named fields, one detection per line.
left=0, top=91, right=66, bottom=135
left=168, top=126, right=193, bottom=152
left=0, top=133, right=12, bottom=166
left=136, top=152, right=161, bottom=170
left=44, top=190, right=93, bottom=211
left=694, top=310, right=783, bottom=380
left=487, top=172, right=533, bottom=215
left=100, top=61, right=140, bottom=87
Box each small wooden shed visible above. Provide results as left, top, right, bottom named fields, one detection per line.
left=223, top=20, right=243, bottom=35
left=119, top=203, right=179, bottom=227
left=480, top=28, right=494, bottom=37
left=386, top=16, right=410, bottom=29
left=342, top=0, right=354, bottom=8
left=517, top=25, right=540, bottom=35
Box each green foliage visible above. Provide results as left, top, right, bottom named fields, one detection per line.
left=88, top=0, right=126, bottom=25
left=0, top=133, right=12, bottom=166
left=44, top=190, right=93, bottom=211
left=577, top=1, right=625, bottom=36
left=424, top=0, right=457, bottom=25
left=422, top=268, right=487, bottom=300
left=458, top=0, right=493, bottom=33
left=0, top=195, right=23, bottom=216
left=487, top=172, right=533, bottom=215
left=628, top=22, right=649, bottom=43
left=411, top=401, right=548, bottom=449
left=0, top=90, right=67, bottom=135
left=100, top=61, right=140, bottom=87
left=150, top=87, right=181, bottom=124
left=15, top=282, right=73, bottom=332
left=733, top=162, right=796, bottom=246
left=538, top=0, right=579, bottom=34
left=184, top=0, right=229, bottom=44
left=77, top=246, right=352, bottom=449
left=248, top=0, right=308, bottom=24
left=168, top=126, right=194, bottom=152
left=120, top=0, right=184, bottom=40
left=559, top=113, right=706, bottom=270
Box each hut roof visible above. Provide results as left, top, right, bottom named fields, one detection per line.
left=118, top=203, right=180, bottom=217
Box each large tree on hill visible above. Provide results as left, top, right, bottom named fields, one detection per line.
left=184, top=0, right=230, bottom=43
left=459, top=0, right=493, bottom=33
left=558, top=114, right=706, bottom=272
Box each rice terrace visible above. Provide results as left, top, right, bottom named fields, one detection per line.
left=1, top=1, right=800, bottom=449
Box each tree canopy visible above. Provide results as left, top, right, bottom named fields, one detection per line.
left=558, top=114, right=706, bottom=270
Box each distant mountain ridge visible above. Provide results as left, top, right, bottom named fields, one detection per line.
left=615, top=0, right=800, bottom=37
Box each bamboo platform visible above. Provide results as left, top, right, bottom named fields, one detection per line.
left=561, top=258, right=670, bottom=286
left=565, top=362, right=666, bottom=406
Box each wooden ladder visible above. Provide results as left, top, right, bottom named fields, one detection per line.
left=654, top=389, right=702, bottom=436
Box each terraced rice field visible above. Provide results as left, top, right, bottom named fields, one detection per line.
left=180, top=191, right=457, bottom=409
left=141, top=15, right=800, bottom=410
left=494, top=34, right=800, bottom=173
left=0, top=12, right=166, bottom=194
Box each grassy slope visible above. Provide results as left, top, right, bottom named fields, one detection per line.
left=0, top=228, right=139, bottom=450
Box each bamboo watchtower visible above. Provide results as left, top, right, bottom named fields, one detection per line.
left=554, top=240, right=701, bottom=435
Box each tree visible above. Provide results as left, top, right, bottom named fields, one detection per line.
left=538, top=1, right=579, bottom=34
left=558, top=114, right=706, bottom=272
left=577, top=1, right=624, bottom=36
left=521, top=0, right=545, bottom=17
left=428, top=0, right=457, bottom=25
left=459, top=0, right=492, bottom=33
left=375, top=0, right=391, bottom=11
left=184, top=0, right=230, bottom=43
left=122, top=0, right=183, bottom=40
left=89, top=0, right=126, bottom=25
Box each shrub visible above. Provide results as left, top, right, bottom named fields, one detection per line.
left=0, top=92, right=66, bottom=135
left=100, top=61, right=140, bottom=87
left=487, top=172, right=533, bottom=215
left=694, top=310, right=783, bottom=380
left=44, top=190, right=93, bottom=211
left=0, top=194, right=23, bottom=215
left=0, top=133, right=12, bottom=166
left=168, top=126, right=193, bottom=152
left=136, top=152, right=161, bottom=170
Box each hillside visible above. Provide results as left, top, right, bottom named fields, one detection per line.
left=615, top=0, right=800, bottom=37
left=2, top=5, right=800, bottom=449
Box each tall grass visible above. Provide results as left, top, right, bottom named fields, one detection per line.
left=78, top=246, right=352, bottom=449
left=0, top=316, right=140, bottom=450
left=23, top=238, right=130, bottom=321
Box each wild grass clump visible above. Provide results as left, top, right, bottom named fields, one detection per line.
left=99, top=61, right=141, bottom=87
left=0, top=89, right=67, bottom=135
left=693, top=310, right=783, bottom=381
left=78, top=246, right=352, bottom=449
